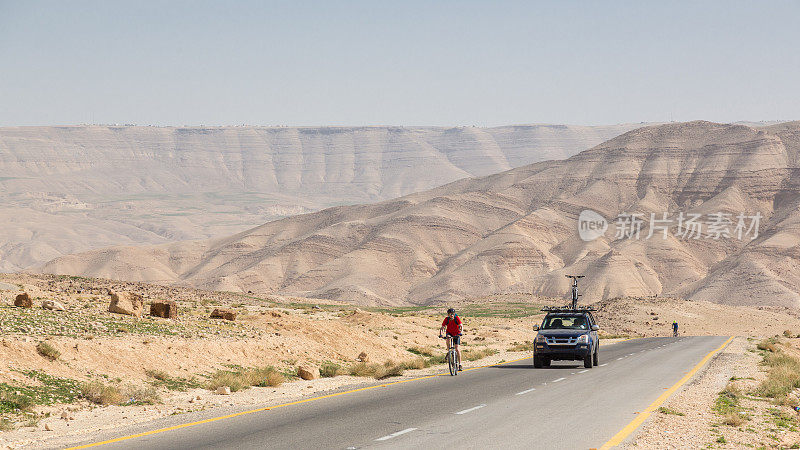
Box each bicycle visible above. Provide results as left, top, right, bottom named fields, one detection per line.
left=673, top=328, right=679, bottom=337
left=440, top=334, right=461, bottom=376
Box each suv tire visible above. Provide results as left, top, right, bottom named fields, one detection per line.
left=584, top=352, right=593, bottom=369
left=533, top=356, right=543, bottom=368
left=543, top=358, right=551, bottom=367
left=593, top=349, right=599, bottom=366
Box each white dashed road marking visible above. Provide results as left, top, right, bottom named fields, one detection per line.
left=375, top=428, right=417, bottom=441
left=600, top=363, right=608, bottom=367
left=578, top=369, right=588, bottom=373
left=455, top=404, right=486, bottom=415
left=516, top=388, right=537, bottom=395
left=552, top=377, right=565, bottom=383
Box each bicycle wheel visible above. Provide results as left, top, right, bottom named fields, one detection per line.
left=448, top=350, right=457, bottom=376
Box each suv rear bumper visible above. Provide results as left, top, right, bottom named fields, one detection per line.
left=534, top=344, right=591, bottom=361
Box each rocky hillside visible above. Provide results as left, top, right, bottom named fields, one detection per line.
left=39, top=121, right=800, bottom=309
left=0, top=124, right=641, bottom=271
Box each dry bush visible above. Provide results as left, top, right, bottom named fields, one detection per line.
left=145, top=369, right=169, bottom=381
left=35, top=342, right=60, bottom=361
left=463, top=347, right=498, bottom=361
left=81, top=381, right=124, bottom=405
left=721, top=412, right=747, bottom=427
left=401, top=357, right=430, bottom=370
left=0, top=391, right=34, bottom=412
left=348, top=361, right=405, bottom=379
left=754, top=351, right=800, bottom=401
left=508, top=341, right=534, bottom=352
left=757, top=338, right=779, bottom=353
left=0, top=418, right=14, bottom=432
left=407, top=346, right=435, bottom=357
left=123, top=385, right=161, bottom=405
left=320, top=362, right=344, bottom=378
left=206, top=366, right=284, bottom=392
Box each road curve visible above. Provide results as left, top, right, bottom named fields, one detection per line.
left=65, top=336, right=730, bottom=450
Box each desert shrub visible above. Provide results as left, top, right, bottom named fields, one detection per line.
left=400, top=357, right=430, bottom=370
left=0, top=418, right=14, bottom=432
left=463, top=347, right=497, bottom=361
left=758, top=338, right=779, bottom=353
left=124, top=384, right=161, bottom=404
left=206, top=366, right=284, bottom=392
left=0, top=391, right=35, bottom=412
left=320, top=361, right=343, bottom=378
left=81, top=381, right=124, bottom=405
left=145, top=369, right=169, bottom=381
left=784, top=330, right=794, bottom=338
left=407, top=346, right=434, bottom=357
left=657, top=406, right=684, bottom=416
left=36, top=342, right=60, bottom=361
left=714, top=384, right=748, bottom=426
left=753, top=351, right=800, bottom=401
left=348, top=361, right=405, bottom=379
left=508, top=341, right=534, bottom=352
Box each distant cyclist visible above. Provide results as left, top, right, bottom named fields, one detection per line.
left=672, top=321, right=679, bottom=337
left=439, top=308, right=463, bottom=371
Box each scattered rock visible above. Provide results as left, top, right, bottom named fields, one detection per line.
left=270, top=311, right=282, bottom=318
left=150, top=299, right=178, bottom=319
left=297, top=367, right=317, bottom=380
left=44, top=423, right=53, bottom=431
left=108, top=291, right=143, bottom=317
left=14, top=292, right=32, bottom=308
left=42, top=299, right=66, bottom=311
left=216, top=386, right=231, bottom=395
left=357, top=351, right=369, bottom=362
left=210, top=309, right=236, bottom=321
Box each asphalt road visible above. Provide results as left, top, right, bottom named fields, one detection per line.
left=68, top=336, right=729, bottom=450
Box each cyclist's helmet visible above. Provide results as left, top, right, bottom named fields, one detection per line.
left=447, top=307, right=455, bottom=315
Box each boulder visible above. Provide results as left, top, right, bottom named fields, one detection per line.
left=150, top=300, right=178, bottom=319
left=210, top=309, right=236, bottom=321
left=108, top=291, right=143, bottom=317
left=42, top=300, right=66, bottom=311
left=14, top=293, right=32, bottom=308
left=297, top=367, right=318, bottom=380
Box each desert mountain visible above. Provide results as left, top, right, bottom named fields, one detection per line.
left=39, top=121, right=800, bottom=309
left=0, top=124, right=642, bottom=271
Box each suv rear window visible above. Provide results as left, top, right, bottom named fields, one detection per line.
left=541, top=314, right=589, bottom=330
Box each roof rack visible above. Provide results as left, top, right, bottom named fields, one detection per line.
left=542, top=306, right=597, bottom=312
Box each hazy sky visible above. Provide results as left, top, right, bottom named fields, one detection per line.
left=1, top=0, right=799, bottom=127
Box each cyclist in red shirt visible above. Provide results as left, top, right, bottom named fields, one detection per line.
left=439, top=307, right=463, bottom=370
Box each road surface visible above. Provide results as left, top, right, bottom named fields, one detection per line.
left=67, top=336, right=730, bottom=450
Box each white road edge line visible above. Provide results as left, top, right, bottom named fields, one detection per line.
left=455, top=404, right=487, bottom=415
left=375, top=428, right=418, bottom=441
left=600, top=363, right=608, bottom=367
left=578, top=369, right=588, bottom=373
left=516, top=388, right=537, bottom=395
left=617, top=357, right=624, bottom=360
left=552, top=377, right=565, bottom=383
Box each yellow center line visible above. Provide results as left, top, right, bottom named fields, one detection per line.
left=598, top=336, right=734, bottom=450
left=65, top=355, right=530, bottom=449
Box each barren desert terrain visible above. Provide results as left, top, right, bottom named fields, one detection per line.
left=40, top=121, right=800, bottom=309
